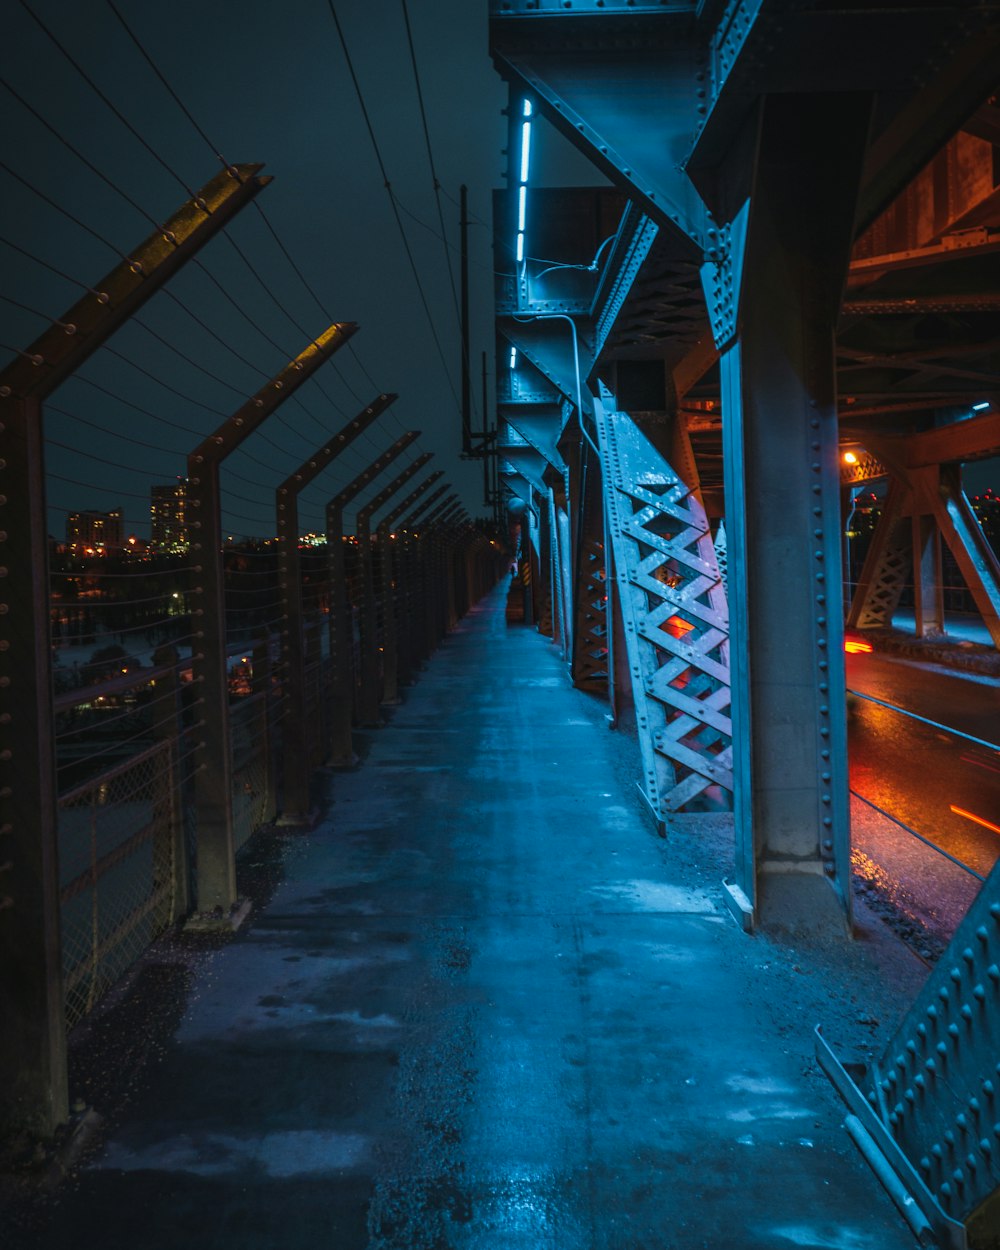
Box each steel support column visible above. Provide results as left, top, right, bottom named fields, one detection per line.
left=0, top=163, right=267, bottom=1136
left=186, top=323, right=357, bottom=912
left=325, top=433, right=419, bottom=767
left=569, top=437, right=608, bottom=691
left=704, top=94, right=873, bottom=931
left=274, top=395, right=395, bottom=822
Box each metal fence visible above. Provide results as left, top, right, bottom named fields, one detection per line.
left=58, top=739, right=178, bottom=1029
left=230, top=691, right=276, bottom=855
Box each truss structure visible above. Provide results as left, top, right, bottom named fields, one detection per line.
left=596, top=397, right=732, bottom=819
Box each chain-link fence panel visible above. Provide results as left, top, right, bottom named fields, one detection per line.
left=58, top=739, right=177, bottom=1029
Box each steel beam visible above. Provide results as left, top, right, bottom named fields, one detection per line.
left=186, top=323, right=357, bottom=912
left=569, top=437, right=608, bottom=690
left=490, top=14, right=706, bottom=252
left=274, top=394, right=396, bottom=822
left=819, top=853, right=1000, bottom=1245
left=356, top=454, right=434, bottom=726
left=0, top=164, right=268, bottom=1137
left=325, top=433, right=420, bottom=767
left=703, top=94, right=872, bottom=932
left=597, top=395, right=731, bottom=825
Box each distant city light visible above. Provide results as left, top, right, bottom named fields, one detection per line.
left=972, top=401, right=991, bottom=411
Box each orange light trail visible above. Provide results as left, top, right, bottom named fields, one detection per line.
left=950, top=805, right=1000, bottom=836
left=844, top=638, right=873, bottom=654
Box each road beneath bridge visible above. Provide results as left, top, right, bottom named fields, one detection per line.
left=10, top=583, right=928, bottom=1250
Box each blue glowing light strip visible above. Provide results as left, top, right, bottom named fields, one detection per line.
left=515, top=98, right=532, bottom=271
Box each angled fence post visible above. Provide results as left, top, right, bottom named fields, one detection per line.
left=274, top=394, right=396, bottom=823
left=356, top=454, right=434, bottom=726
left=398, top=485, right=451, bottom=682
left=376, top=472, right=444, bottom=705
left=325, top=433, right=420, bottom=766
left=409, top=494, right=458, bottom=668
left=0, top=163, right=268, bottom=1137
left=186, top=323, right=357, bottom=917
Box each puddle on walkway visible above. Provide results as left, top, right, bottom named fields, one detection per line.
left=589, top=878, right=717, bottom=914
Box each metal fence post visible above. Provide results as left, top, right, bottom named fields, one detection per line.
left=0, top=163, right=268, bottom=1136
left=356, top=454, right=434, bottom=726
left=186, top=323, right=357, bottom=916
left=150, top=645, right=187, bottom=922
left=274, top=395, right=395, bottom=823
left=252, top=631, right=277, bottom=827
left=376, top=472, right=443, bottom=705
left=398, top=485, right=450, bottom=683
left=325, top=433, right=420, bottom=766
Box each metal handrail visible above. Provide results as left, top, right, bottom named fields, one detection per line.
left=847, top=688, right=1000, bottom=754
left=849, top=789, right=985, bottom=882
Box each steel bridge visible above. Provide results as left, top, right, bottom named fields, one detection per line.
left=488, top=2, right=1000, bottom=1243
left=3, top=3, right=1000, bottom=1246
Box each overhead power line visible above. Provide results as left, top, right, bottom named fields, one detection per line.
left=326, top=0, right=463, bottom=419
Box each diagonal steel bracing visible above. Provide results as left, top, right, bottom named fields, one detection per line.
left=850, top=459, right=1000, bottom=648
left=596, top=396, right=732, bottom=826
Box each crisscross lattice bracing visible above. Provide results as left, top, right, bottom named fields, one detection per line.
left=597, top=403, right=732, bottom=816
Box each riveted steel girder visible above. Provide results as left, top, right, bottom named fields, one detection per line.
left=596, top=396, right=731, bottom=827
left=491, top=7, right=707, bottom=253
left=498, top=316, right=595, bottom=419
left=569, top=438, right=608, bottom=690
left=818, top=852, right=1000, bottom=1245
left=707, top=93, right=873, bottom=932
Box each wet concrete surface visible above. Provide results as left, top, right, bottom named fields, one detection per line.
left=9, top=584, right=928, bottom=1249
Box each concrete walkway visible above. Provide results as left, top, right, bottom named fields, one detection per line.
left=13, top=584, right=924, bottom=1249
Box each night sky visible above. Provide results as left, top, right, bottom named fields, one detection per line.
left=4, top=2, right=994, bottom=541
left=0, top=0, right=590, bottom=541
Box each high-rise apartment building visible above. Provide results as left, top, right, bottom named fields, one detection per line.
left=150, top=479, right=188, bottom=551
left=66, top=509, right=124, bottom=555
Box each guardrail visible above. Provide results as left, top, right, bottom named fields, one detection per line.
left=848, top=687, right=999, bottom=956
